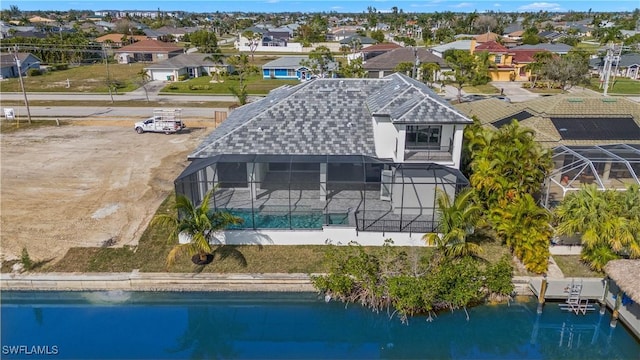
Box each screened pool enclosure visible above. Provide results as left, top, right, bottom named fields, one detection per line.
left=543, top=144, right=640, bottom=208
left=175, top=155, right=469, bottom=233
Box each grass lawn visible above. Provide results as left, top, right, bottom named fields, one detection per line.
left=161, top=74, right=300, bottom=95
left=0, top=99, right=236, bottom=108
left=553, top=255, right=603, bottom=278
left=575, top=41, right=601, bottom=53
left=462, top=84, right=500, bottom=94
left=587, top=77, right=640, bottom=95
left=0, top=63, right=147, bottom=93
left=20, top=193, right=516, bottom=274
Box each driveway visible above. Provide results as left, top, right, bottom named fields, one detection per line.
left=490, top=81, right=544, bottom=102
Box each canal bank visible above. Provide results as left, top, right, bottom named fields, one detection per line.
left=2, top=271, right=637, bottom=340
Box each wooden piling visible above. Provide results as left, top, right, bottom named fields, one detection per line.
left=610, top=291, right=622, bottom=328
left=537, top=277, right=548, bottom=314
left=600, top=278, right=609, bottom=315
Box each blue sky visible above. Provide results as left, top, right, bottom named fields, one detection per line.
left=3, top=0, right=636, bottom=13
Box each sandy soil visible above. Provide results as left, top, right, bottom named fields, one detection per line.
left=0, top=120, right=212, bottom=263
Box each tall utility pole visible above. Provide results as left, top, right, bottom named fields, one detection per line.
left=13, top=45, right=32, bottom=124
left=601, top=43, right=622, bottom=96
left=103, top=44, right=114, bottom=103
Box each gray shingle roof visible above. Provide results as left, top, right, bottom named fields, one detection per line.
left=512, top=43, right=573, bottom=54
left=190, top=73, right=472, bottom=159
left=363, top=47, right=447, bottom=70
left=262, top=56, right=310, bottom=69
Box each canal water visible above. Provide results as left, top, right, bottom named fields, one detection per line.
left=1, top=291, right=638, bottom=359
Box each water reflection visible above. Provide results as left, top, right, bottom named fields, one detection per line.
left=1, top=292, right=638, bottom=360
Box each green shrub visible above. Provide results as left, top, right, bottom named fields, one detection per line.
left=188, top=84, right=212, bottom=90
left=178, top=74, right=189, bottom=81
left=26, top=68, right=42, bottom=76
left=484, top=255, right=515, bottom=296
left=21, top=247, right=33, bottom=270
left=51, top=64, right=69, bottom=71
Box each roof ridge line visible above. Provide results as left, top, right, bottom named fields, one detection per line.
left=376, top=78, right=411, bottom=115
left=393, top=73, right=472, bottom=123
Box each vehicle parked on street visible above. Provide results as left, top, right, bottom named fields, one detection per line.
left=134, top=109, right=186, bottom=135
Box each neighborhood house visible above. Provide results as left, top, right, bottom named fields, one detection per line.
left=262, top=56, right=338, bottom=81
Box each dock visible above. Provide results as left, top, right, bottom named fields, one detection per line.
left=529, top=277, right=606, bottom=301
left=529, top=276, right=640, bottom=340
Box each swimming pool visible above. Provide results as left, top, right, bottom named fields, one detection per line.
left=1, top=291, right=638, bottom=359
left=227, top=209, right=349, bottom=229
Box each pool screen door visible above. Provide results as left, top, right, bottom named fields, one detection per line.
left=380, top=169, right=392, bottom=201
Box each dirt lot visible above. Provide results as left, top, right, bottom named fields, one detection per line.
left=0, top=120, right=212, bottom=264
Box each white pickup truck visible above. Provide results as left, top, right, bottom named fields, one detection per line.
left=134, top=109, right=186, bottom=135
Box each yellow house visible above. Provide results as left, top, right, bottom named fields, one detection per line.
left=470, top=40, right=535, bottom=82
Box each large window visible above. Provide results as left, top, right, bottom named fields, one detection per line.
left=405, top=125, right=441, bottom=149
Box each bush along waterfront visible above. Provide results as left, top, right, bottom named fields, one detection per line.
left=311, top=240, right=514, bottom=324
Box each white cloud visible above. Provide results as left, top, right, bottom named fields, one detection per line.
left=330, top=6, right=343, bottom=10
left=494, top=3, right=501, bottom=7
left=409, top=3, right=438, bottom=8
left=451, top=2, right=474, bottom=8
left=518, top=2, right=564, bottom=11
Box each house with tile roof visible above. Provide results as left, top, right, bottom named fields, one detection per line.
left=113, top=39, right=183, bottom=64
left=453, top=94, right=640, bottom=207
left=474, top=32, right=501, bottom=43
left=359, top=42, right=402, bottom=61
left=174, top=73, right=472, bottom=242
left=364, top=47, right=447, bottom=79
left=144, top=53, right=234, bottom=81
left=95, top=33, right=149, bottom=48
left=429, top=40, right=475, bottom=58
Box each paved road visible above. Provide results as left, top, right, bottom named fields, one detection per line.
left=1, top=80, right=247, bottom=120
left=1, top=105, right=223, bottom=120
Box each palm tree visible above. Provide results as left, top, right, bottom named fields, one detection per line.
left=423, top=188, right=484, bottom=258
left=152, top=188, right=244, bottom=267
left=204, top=49, right=225, bottom=82
left=525, top=51, right=553, bottom=87
left=227, top=53, right=250, bottom=105
left=420, top=62, right=440, bottom=88
left=339, top=44, right=351, bottom=59
left=554, top=185, right=640, bottom=271
left=136, top=69, right=151, bottom=102
left=492, top=194, right=551, bottom=274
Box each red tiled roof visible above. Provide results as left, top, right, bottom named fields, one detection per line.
left=115, top=39, right=182, bottom=53
left=475, top=41, right=508, bottom=52
left=361, top=43, right=403, bottom=52
left=512, top=49, right=544, bottom=63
